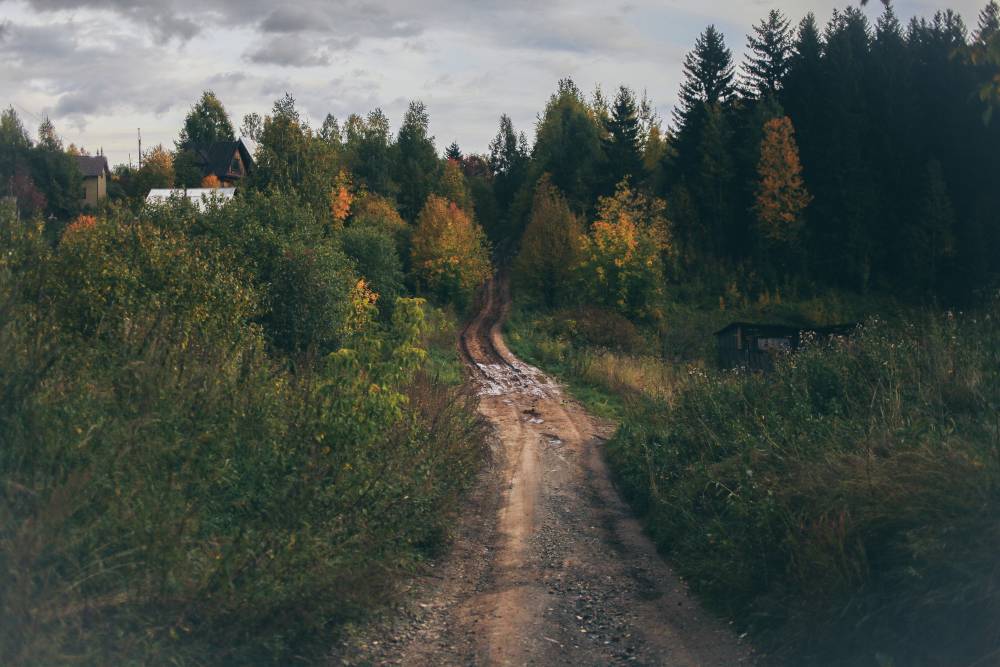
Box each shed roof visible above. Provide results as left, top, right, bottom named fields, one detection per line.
left=74, top=155, right=110, bottom=178
left=146, top=188, right=236, bottom=211
left=714, top=321, right=859, bottom=337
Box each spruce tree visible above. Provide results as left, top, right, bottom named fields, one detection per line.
left=602, top=86, right=645, bottom=191
left=741, top=10, right=793, bottom=99
left=444, top=142, right=463, bottom=161
left=975, top=1, right=999, bottom=43
left=393, top=101, right=439, bottom=221
left=673, top=26, right=736, bottom=134
left=319, top=114, right=342, bottom=145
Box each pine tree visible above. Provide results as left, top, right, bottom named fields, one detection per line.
left=393, top=101, right=440, bottom=221
left=673, top=26, right=736, bottom=133
left=176, top=91, right=234, bottom=150
left=602, top=86, right=645, bottom=192
left=975, top=1, right=999, bottom=43
left=37, top=117, right=62, bottom=151
left=742, top=9, right=793, bottom=99
left=444, top=142, right=462, bottom=161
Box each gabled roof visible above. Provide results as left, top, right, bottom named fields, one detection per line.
left=191, top=137, right=256, bottom=179
left=74, top=155, right=110, bottom=178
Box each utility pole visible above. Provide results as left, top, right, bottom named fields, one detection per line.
left=137, top=128, right=142, bottom=169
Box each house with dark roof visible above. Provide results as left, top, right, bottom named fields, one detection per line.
left=190, top=138, right=256, bottom=186
left=73, top=155, right=111, bottom=208
left=714, top=321, right=858, bottom=371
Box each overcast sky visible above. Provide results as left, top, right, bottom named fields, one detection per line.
left=0, top=0, right=987, bottom=165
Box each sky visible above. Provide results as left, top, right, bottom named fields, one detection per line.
left=0, top=0, right=988, bottom=166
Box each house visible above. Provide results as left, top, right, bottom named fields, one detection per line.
left=146, top=188, right=236, bottom=211
left=74, top=155, right=111, bottom=207
left=715, top=321, right=858, bottom=371
left=188, top=137, right=256, bottom=186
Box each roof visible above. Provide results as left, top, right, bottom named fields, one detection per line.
left=714, top=321, right=859, bottom=337
left=191, top=137, right=256, bottom=179
left=146, top=188, right=236, bottom=211
left=74, top=155, right=110, bottom=178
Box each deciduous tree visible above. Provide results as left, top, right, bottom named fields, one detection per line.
left=410, top=194, right=491, bottom=306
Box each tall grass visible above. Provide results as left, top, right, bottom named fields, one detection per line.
left=607, top=307, right=1000, bottom=665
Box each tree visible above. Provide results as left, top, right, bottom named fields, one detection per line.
left=319, top=114, right=342, bottom=145
left=437, top=159, right=473, bottom=214
left=240, top=113, right=263, bottom=141
left=176, top=91, right=234, bottom=151
left=393, top=101, right=440, bottom=221
left=0, top=107, right=31, bottom=192
left=488, top=113, right=529, bottom=216
left=514, top=176, right=585, bottom=307
left=342, top=225, right=405, bottom=320
left=444, top=142, right=462, bottom=161
left=602, top=86, right=645, bottom=193
left=577, top=182, right=670, bottom=320
left=902, top=160, right=956, bottom=293
left=975, top=1, right=999, bottom=43
left=753, top=117, right=811, bottom=277
left=345, top=109, right=396, bottom=197
left=30, top=119, right=81, bottom=219
left=410, top=194, right=491, bottom=306
left=173, top=149, right=203, bottom=188
left=673, top=26, right=736, bottom=135
left=531, top=78, right=605, bottom=213
left=742, top=10, right=793, bottom=99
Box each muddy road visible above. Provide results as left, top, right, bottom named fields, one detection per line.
left=332, top=279, right=752, bottom=666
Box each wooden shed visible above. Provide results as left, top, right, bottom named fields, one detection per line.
left=714, top=321, right=858, bottom=371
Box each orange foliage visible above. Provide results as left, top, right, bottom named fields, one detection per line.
left=329, top=170, right=354, bottom=228
left=201, top=174, right=221, bottom=188
left=62, top=215, right=97, bottom=241
left=411, top=194, right=491, bottom=304
left=753, top=116, right=812, bottom=244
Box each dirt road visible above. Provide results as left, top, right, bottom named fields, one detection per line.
left=332, top=279, right=752, bottom=666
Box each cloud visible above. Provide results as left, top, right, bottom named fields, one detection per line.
left=244, top=39, right=340, bottom=67
left=259, top=7, right=325, bottom=33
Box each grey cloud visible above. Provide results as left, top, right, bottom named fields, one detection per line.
left=245, top=39, right=335, bottom=67
left=0, top=20, right=10, bottom=41
left=259, top=7, right=326, bottom=33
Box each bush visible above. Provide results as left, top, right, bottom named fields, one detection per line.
left=0, top=196, right=487, bottom=665
left=605, top=308, right=1000, bottom=666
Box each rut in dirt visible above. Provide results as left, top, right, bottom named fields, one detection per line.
left=333, top=277, right=753, bottom=666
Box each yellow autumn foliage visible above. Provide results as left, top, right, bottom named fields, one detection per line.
left=411, top=194, right=491, bottom=306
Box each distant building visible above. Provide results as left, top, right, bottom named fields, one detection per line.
left=714, top=322, right=858, bottom=372
left=188, top=138, right=256, bottom=186
left=146, top=188, right=236, bottom=211
left=73, top=155, right=111, bottom=208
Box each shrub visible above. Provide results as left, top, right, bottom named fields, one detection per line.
left=605, top=308, right=1000, bottom=665
left=342, top=225, right=405, bottom=319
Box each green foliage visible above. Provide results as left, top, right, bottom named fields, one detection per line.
left=605, top=308, right=1000, bottom=665
left=342, top=225, right=405, bottom=319
left=176, top=91, right=235, bottom=151
left=393, top=101, right=440, bottom=221
left=0, top=186, right=486, bottom=665
left=513, top=176, right=584, bottom=308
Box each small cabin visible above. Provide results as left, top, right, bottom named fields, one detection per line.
left=714, top=321, right=858, bottom=371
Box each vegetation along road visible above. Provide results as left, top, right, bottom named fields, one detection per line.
left=334, top=278, right=753, bottom=666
